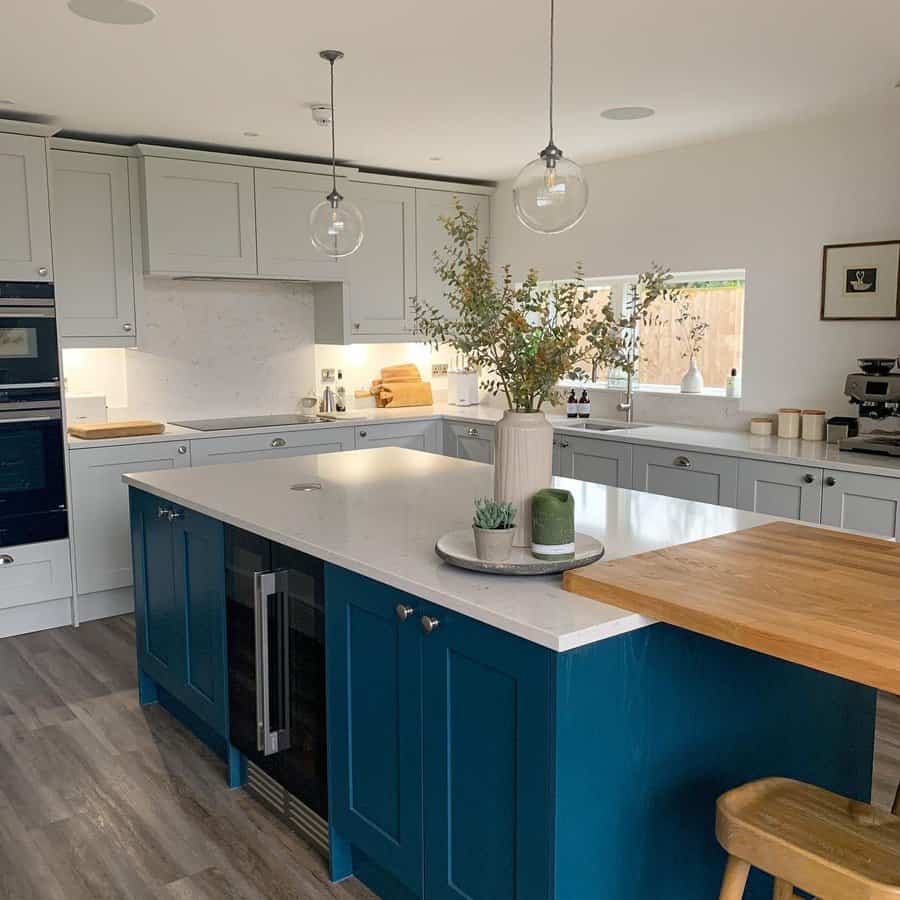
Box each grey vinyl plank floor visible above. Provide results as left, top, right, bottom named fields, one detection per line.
left=0, top=615, right=376, bottom=900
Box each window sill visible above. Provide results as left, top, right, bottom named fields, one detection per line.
left=558, top=379, right=741, bottom=401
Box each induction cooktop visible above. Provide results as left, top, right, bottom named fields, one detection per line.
left=169, top=414, right=335, bottom=432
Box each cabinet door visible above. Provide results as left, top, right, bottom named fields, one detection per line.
left=69, top=441, right=191, bottom=596
left=421, top=602, right=553, bottom=900
left=821, top=469, right=900, bottom=538
left=189, top=426, right=355, bottom=467
left=171, top=505, right=228, bottom=735
left=346, top=183, right=416, bottom=337
left=326, top=566, right=424, bottom=896
left=632, top=445, right=739, bottom=507
left=737, top=460, right=823, bottom=522
left=0, top=133, right=52, bottom=281
left=130, top=488, right=183, bottom=688
left=555, top=434, right=632, bottom=488
left=443, top=421, right=494, bottom=464
left=255, top=168, right=348, bottom=280
left=142, top=157, right=257, bottom=275
left=356, top=421, right=440, bottom=453
left=50, top=151, right=136, bottom=340
left=415, top=190, right=489, bottom=318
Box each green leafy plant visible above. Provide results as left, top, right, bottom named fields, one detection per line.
left=473, top=497, right=517, bottom=530
left=674, top=296, right=710, bottom=361
left=413, top=201, right=592, bottom=412
left=571, top=264, right=686, bottom=382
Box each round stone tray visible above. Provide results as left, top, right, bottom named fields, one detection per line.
left=435, top=529, right=605, bottom=575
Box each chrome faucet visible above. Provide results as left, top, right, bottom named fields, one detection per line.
left=616, top=369, right=635, bottom=423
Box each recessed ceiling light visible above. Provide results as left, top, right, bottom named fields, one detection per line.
left=68, top=0, right=156, bottom=25
left=601, top=106, right=656, bottom=121
left=242, top=130, right=260, bottom=138
left=428, top=156, right=443, bottom=162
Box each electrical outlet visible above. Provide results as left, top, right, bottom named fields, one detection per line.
left=431, top=363, right=449, bottom=377
left=320, top=368, right=336, bottom=382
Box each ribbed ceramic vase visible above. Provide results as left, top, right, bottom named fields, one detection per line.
left=493, top=410, right=554, bottom=548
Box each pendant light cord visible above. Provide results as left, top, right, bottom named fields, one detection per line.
left=329, top=58, right=337, bottom=194
left=548, top=0, right=555, bottom=145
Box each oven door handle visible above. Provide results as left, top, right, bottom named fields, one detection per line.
left=0, top=308, right=56, bottom=318
left=254, top=569, right=291, bottom=757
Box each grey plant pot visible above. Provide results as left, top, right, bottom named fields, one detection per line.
left=473, top=525, right=515, bottom=562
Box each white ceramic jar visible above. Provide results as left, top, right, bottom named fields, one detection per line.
left=801, top=409, right=826, bottom=442
left=777, top=409, right=801, bottom=439
left=749, top=417, right=774, bottom=436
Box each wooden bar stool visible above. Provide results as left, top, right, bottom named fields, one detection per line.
left=715, top=777, right=900, bottom=899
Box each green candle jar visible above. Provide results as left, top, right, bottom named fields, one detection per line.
left=531, top=488, right=575, bottom=561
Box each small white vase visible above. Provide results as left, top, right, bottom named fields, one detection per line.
left=680, top=358, right=704, bottom=394
left=493, top=410, right=554, bottom=548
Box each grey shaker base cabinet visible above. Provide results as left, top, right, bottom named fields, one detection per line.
left=354, top=421, right=442, bottom=453
left=631, top=445, right=739, bottom=507
left=189, top=427, right=356, bottom=467
left=736, top=459, right=823, bottom=523
left=819, top=468, right=900, bottom=538
left=554, top=435, right=633, bottom=489
left=443, top=420, right=495, bottom=464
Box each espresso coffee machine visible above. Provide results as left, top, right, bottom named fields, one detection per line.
left=840, top=357, right=900, bottom=455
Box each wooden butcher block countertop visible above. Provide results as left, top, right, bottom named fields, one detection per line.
left=563, top=521, right=900, bottom=694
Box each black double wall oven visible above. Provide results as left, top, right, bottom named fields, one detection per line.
left=0, top=283, right=67, bottom=547
left=225, top=525, right=328, bottom=854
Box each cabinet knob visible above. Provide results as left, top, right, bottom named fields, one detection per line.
left=122, top=323, right=133, bottom=333
left=359, top=430, right=367, bottom=438
left=673, top=455, right=693, bottom=469
left=157, top=506, right=171, bottom=519
left=803, top=473, right=814, bottom=484
left=558, top=439, right=569, bottom=449
left=825, top=476, right=836, bottom=487
left=420, top=615, right=440, bottom=634
left=167, top=509, right=184, bottom=522
left=270, top=437, right=287, bottom=448
left=466, top=427, right=479, bottom=437
left=37, top=266, right=48, bottom=277
left=0, top=554, right=14, bottom=566
left=353, top=322, right=360, bottom=330
left=395, top=604, right=415, bottom=622
left=177, top=445, right=188, bottom=455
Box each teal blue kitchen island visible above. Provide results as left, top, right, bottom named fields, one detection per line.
left=126, top=449, right=875, bottom=900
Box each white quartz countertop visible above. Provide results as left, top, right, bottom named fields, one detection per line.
left=123, top=447, right=775, bottom=652
left=74, top=402, right=900, bottom=479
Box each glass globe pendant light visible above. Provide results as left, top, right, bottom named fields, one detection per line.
left=310, top=50, right=364, bottom=258
left=512, top=0, right=588, bottom=234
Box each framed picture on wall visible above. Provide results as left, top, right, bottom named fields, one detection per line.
left=821, top=240, right=900, bottom=320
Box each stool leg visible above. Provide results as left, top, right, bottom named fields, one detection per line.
left=718, top=856, right=751, bottom=900
left=773, top=879, right=794, bottom=899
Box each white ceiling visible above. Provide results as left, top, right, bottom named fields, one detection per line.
left=4, top=0, right=900, bottom=180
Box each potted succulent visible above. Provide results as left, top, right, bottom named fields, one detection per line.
left=472, top=497, right=517, bottom=562
left=414, top=201, right=591, bottom=547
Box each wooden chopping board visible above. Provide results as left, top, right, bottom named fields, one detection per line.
left=68, top=420, right=165, bottom=439
left=563, top=520, right=900, bottom=694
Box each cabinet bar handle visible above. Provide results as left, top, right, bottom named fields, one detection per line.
left=673, top=455, right=693, bottom=468
left=421, top=615, right=440, bottom=634
left=0, top=554, right=14, bottom=566
left=254, top=570, right=291, bottom=756
left=270, top=437, right=287, bottom=448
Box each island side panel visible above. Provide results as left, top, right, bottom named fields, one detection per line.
left=551, top=622, right=876, bottom=900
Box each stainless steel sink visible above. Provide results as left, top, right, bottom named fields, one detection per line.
left=562, top=420, right=650, bottom=432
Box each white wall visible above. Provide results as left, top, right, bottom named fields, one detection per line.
left=63, top=279, right=317, bottom=421
left=491, top=100, right=900, bottom=426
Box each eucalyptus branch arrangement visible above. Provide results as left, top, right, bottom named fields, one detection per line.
left=674, top=296, right=710, bottom=361
left=413, top=201, right=592, bottom=412
left=572, top=264, right=686, bottom=381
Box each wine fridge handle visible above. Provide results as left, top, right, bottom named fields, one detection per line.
left=254, top=570, right=291, bottom=756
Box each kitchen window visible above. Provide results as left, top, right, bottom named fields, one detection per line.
left=550, top=269, right=745, bottom=395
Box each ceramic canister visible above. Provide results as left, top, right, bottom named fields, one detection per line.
left=777, top=408, right=801, bottom=439
left=531, top=488, right=575, bottom=561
